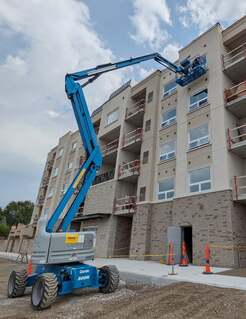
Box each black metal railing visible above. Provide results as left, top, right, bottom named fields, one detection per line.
left=93, top=170, right=115, bottom=185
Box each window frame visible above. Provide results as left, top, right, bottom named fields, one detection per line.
left=189, top=166, right=211, bottom=193
left=163, top=80, right=177, bottom=97
left=188, top=123, right=209, bottom=150
left=67, top=161, right=73, bottom=170
left=106, top=108, right=119, bottom=126
left=52, top=167, right=59, bottom=177
left=189, top=88, right=208, bottom=112
left=72, top=141, right=77, bottom=151
left=158, top=177, right=175, bottom=201
left=159, top=140, right=176, bottom=161
left=161, top=108, right=177, bottom=128
left=47, top=188, right=54, bottom=198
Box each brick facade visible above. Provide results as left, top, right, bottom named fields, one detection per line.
left=129, top=190, right=246, bottom=267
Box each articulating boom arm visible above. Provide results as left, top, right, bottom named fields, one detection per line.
left=46, top=52, right=207, bottom=232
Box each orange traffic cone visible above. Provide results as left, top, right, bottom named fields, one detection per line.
left=27, top=259, right=33, bottom=275
left=203, top=243, right=213, bottom=274
left=179, top=241, right=189, bottom=267
left=167, top=241, right=174, bottom=265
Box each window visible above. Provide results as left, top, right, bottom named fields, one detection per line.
left=139, top=187, right=146, bottom=201
left=142, top=151, right=149, bottom=164
left=160, top=141, right=176, bottom=161
left=67, top=161, right=73, bottom=170
left=188, top=123, right=209, bottom=150
left=189, top=167, right=211, bottom=193
left=72, top=141, right=77, bottom=151
left=158, top=178, right=175, bottom=200
left=52, top=167, right=59, bottom=177
left=58, top=148, right=63, bottom=157
left=47, top=188, right=54, bottom=198
left=145, top=119, right=151, bottom=132
left=163, top=80, right=177, bottom=97
left=147, top=91, right=153, bottom=103
left=161, top=108, right=176, bottom=128
left=189, top=88, right=208, bottom=112
left=61, top=176, right=70, bottom=194
left=107, top=109, right=119, bottom=125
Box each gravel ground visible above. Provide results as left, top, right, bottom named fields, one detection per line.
left=1, top=258, right=246, bottom=319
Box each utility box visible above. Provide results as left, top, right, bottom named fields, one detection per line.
left=167, top=226, right=181, bottom=264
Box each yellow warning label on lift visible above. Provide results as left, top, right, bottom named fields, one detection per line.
left=65, top=233, right=79, bottom=244
left=73, top=169, right=86, bottom=188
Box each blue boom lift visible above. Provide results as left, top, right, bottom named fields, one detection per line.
left=7, top=52, right=207, bottom=310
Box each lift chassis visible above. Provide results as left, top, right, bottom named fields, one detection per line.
left=7, top=52, right=207, bottom=310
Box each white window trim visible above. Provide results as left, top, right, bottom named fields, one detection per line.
left=188, top=89, right=208, bottom=112
left=188, top=167, right=211, bottom=194
left=106, top=108, right=119, bottom=126
left=158, top=189, right=175, bottom=201
left=72, top=142, right=77, bottom=151
left=67, top=162, right=73, bottom=170
left=52, top=167, right=59, bottom=177
left=58, top=148, right=63, bottom=158
left=47, top=188, right=54, bottom=198
left=160, top=141, right=176, bottom=161
left=161, top=113, right=177, bottom=128
left=163, top=82, right=177, bottom=97
left=188, top=123, right=210, bottom=150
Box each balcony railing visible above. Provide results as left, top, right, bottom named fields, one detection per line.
left=123, top=128, right=142, bottom=147
left=114, top=196, right=137, bottom=214
left=93, top=170, right=115, bottom=185
left=223, top=43, right=246, bottom=68
left=225, top=81, right=246, bottom=103
left=126, top=99, right=145, bottom=119
left=227, top=123, right=246, bottom=149
left=118, top=160, right=140, bottom=178
left=101, top=138, right=119, bottom=156
left=233, top=175, right=246, bottom=201
left=37, top=196, right=45, bottom=206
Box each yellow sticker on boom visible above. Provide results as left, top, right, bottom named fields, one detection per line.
left=65, top=233, right=79, bottom=244
left=73, top=169, right=86, bottom=188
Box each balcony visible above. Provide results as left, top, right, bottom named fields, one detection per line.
left=118, top=160, right=140, bottom=182
left=93, top=170, right=115, bottom=185
left=125, top=99, right=145, bottom=125
left=122, top=128, right=142, bottom=152
left=232, top=176, right=246, bottom=203
left=114, top=196, right=137, bottom=215
left=101, top=138, right=119, bottom=163
left=227, top=123, right=246, bottom=157
left=225, top=81, right=246, bottom=117
left=37, top=196, right=45, bottom=207
left=223, top=43, right=246, bottom=82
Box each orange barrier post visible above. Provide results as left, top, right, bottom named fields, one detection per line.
left=167, top=241, right=174, bottom=265
left=203, top=243, right=213, bottom=274
left=179, top=241, right=189, bottom=267
left=27, top=259, right=33, bottom=275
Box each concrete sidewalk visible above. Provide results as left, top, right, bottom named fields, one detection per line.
left=1, top=252, right=246, bottom=291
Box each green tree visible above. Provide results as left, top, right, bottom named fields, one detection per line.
left=3, top=201, right=34, bottom=227
left=0, top=224, right=10, bottom=238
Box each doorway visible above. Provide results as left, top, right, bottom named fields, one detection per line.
left=182, top=226, right=193, bottom=264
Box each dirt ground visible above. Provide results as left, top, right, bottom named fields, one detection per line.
left=1, top=259, right=246, bottom=319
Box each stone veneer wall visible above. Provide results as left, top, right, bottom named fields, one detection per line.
left=130, top=190, right=246, bottom=267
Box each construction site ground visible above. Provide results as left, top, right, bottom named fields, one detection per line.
left=1, top=258, right=246, bottom=319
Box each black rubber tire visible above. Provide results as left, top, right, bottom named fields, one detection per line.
left=99, top=265, right=120, bottom=294
left=31, top=273, right=58, bottom=310
left=7, top=269, right=27, bottom=298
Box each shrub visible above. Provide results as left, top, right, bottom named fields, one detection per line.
left=0, top=224, right=10, bottom=238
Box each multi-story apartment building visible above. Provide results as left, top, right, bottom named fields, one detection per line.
left=31, top=16, right=246, bottom=267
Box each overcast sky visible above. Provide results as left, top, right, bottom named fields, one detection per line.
left=0, top=0, right=245, bottom=208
